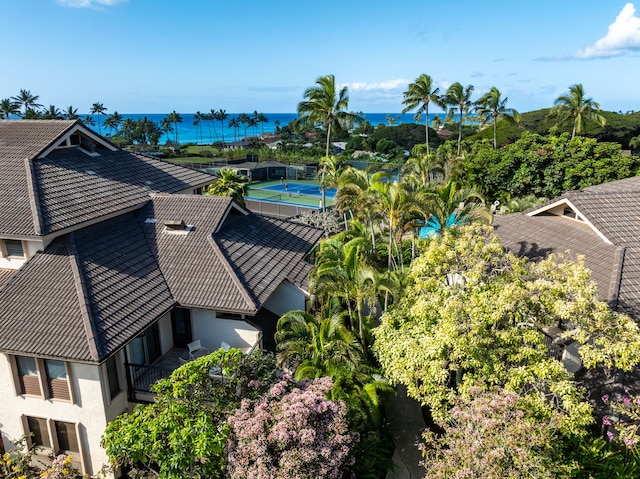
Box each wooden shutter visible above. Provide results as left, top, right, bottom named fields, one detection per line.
left=48, top=379, right=71, bottom=401
left=20, top=375, right=42, bottom=396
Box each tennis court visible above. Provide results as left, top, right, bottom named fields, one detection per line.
left=246, top=180, right=336, bottom=208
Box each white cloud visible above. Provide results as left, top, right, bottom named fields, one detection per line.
left=56, top=0, right=127, bottom=8
left=576, top=3, right=640, bottom=58
left=344, top=79, right=408, bottom=92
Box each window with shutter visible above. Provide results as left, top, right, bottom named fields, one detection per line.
left=16, top=356, right=41, bottom=396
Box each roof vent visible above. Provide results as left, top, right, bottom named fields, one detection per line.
left=164, top=219, right=187, bottom=230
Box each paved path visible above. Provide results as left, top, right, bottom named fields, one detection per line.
left=386, top=384, right=427, bottom=479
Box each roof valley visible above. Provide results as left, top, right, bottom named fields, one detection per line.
left=66, top=234, right=101, bottom=361
left=24, top=157, right=44, bottom=235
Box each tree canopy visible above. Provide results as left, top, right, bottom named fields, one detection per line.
left=373, top=225, right=640, bottom=433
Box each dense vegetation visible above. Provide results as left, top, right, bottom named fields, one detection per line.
left=4, top=75, right=640, bottom=477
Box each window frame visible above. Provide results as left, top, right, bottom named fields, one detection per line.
left=23, top=415, right=85, bottom=473
left=105, top=355, right=121, bottom=401
left=11, top=355, right=74, bottom=403
left=1, top=239, right=26, bottom=259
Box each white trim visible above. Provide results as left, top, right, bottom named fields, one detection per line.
left=38, top=124, right=117, bottom=159
left=526, top=198, right=613, bottom=245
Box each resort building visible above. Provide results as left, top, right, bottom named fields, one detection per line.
left=0, top=120, right=323, bottom=475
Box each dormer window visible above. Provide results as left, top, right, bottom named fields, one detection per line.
left=1, top=239, right=25, bottom=259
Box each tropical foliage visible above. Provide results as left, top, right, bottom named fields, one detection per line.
left=373, top=224, right=640, bottom=433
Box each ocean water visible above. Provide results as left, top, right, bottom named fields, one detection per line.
left=88, top=112, right=442, bottom=145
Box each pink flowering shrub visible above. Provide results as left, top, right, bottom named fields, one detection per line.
left=602, top=392, right=640, bottom=447
left=227, top=376, right=356, bottom=479
left=421, top=388, right=570, bottom=479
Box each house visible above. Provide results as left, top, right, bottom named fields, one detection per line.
left=493, top=176, right=640, bottom=393
left=0, top=120, right=323, bottom=475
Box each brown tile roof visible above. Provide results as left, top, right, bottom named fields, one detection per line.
left=0, top=120, right=77, bottom=236
left=0, top=194, right=321, bottom=361
left=495, top=176, right=640, bottom=321
left=0, top=269, right=17, bottom=290
left=0, top=120, right=216, bottom=236
left=138, top=195, right=322, bottom=313
left=0, top=213, right=174, bottom=362
left=493, top=214, right=618, bottom=303
left=215, top=213, right=323, bottom=305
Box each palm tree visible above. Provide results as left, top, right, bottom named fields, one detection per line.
left=82, top=115, right=95, bottom=128
left=275, top=309, right=364, bottom=379
left=206, top=168, right=249, bottom=206
left=90, top=102, right=107, bottom=134
left=228, top=117, right=240, bottom=142
left=403, top=147, right=445, bottom=186
left=0, top=98, right=20, bottom=119
left=63, top=105, right=79, bottom=120
left=120, top=118, right=136, bottom=143
left=443, top=82, right=475, bottom=155
left=237, top=113, right=250, bottom=139
left=475, top=87, right=520, bottom=149
left=167, top=111, right=183, bottom=144
left=256, top=112, right=268, bottom=135
left=103, top=111, right=123, bottom=136
left=550, top=83, right=606, bottom=139
left=12, top=90, right=42, bottom=116
left=160, top=117, right=174, bottom=144
left=297, top=74, right=362, bottom=211
left=402, top=74, right=442, bottom=155
left=369, top=177, right=426, bottom=276
left=422, top=181, right=492, bottom=237
left=42, top=105, right=63, bottom=120
left=217, top=109, right=228, bottom=144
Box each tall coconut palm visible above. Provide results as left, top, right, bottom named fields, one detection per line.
left=42, top=105, right=63, bottom=120
left=206, top=168, right=248, bottom=206
left=297, top=74, right=362, bottom=211
left=369, top=178, right=426, bottom=276
left=256, top=112, right=268, bottom=135
left=0, top=98, right=20, bottom=119
left=228, top=117, right=240, bottom=142
left=90, top=102, right=107, bottom=134
left=237, top=113, right=250, bottom=139
left=217, top=109, right=228, bottom=144
left=401, top=73, right=442, bottom=155
left=475, top=87, right=520, bottom=149
left=550, top=83, right=605, bottom=139
left=103, top=111, right=123, bottom=136
left=422, top=181, right=491, bottom=238
left=82, top=115, right=95, bottom=128
left=12, top=90, right=42, bottom=116
left=63, top=105, right=79, bottom=120
left=193, top=111, right=204, bottom=144
left=120, top=118, right=136, bottom=143
left=167, top=110, right=183, bottom=144
left=443, top=82, right=475, bottom=155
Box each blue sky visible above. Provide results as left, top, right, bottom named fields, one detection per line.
left=1, top=0, right=639, bottom=114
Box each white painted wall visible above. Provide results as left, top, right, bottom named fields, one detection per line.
left=191, top=309, right=259, bottom=351
left=0, top=354, right=114, bottom=477
left=263, top=280, right=307, bottom=316
left=158, top=311, right=172, bottom=355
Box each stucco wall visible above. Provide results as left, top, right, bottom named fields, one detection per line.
left=263, top=280, right=307, bottom=316
left=191, top=309, right=259, bottom=351
left=0, top=354, right=113, bottom=476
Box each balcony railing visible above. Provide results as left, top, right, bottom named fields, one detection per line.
left=125, top=363, right=174, bottom=396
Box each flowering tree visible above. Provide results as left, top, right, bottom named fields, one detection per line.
left=374, top=224, right=640, bottom=433
left=421, top=388, right=571, bottom=478
left=227, top=376, right=355, bottom=479
left=102, top=349, right=279, bottom=479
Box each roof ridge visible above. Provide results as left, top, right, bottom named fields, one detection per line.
left=23, top=157, right=43, bottom=235
left=66, top=234, right=101, bottom=361
left=207, top=234, right=258, bottom=312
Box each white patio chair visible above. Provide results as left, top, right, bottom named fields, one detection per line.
left=188, top=339, right=205, bottom=359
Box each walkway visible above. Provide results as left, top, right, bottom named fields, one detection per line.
left=386, top=385, right=427, bottom=479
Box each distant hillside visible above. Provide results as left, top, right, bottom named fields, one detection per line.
left=469, top=108, right=640, bottom=149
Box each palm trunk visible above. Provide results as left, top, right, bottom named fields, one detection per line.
left=425, top=102, right=430, bottom=155
left=457, top=110, right=463, bottom=155
left=493, top=118, right=497, bottom=150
